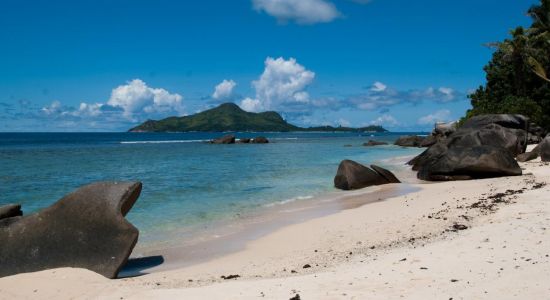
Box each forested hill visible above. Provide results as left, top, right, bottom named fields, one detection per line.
left=129, top=103, right=387, bottom=133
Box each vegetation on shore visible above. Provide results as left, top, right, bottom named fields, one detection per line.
left=129, top=103, right=387, bottom=133
left=466, top=0, right=550, bottom=128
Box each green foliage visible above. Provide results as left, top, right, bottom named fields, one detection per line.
left=129, top=103, right=301, bottom=132
left=129, top=103, right=388, bottom=133
left=467, top=0, right=550, bottom=128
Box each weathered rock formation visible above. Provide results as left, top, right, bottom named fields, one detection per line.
left=417, top=145, right=522, bottom=181
left=334, top=160, right=400, bottom=190
left=409, top=114, right=528, bottom=181
left=0, top=182, right=142, bottom=279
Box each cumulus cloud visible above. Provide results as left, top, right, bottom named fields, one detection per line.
left=212, top=79, right=237, bottom=100
left=417, top=109, right=452, bottom=125
left=240, top=57, right=315, bottom=112
left=349, top=82, right=461, bottom=111
left=369, top=114, right=399, bottom=126
left=34, top=79, right=185, bottom=130
left=240, top=97, right=263, bottom=112
left=252, top=0, right=341, bottom=24
left=107, top=79, right=184, bottom=118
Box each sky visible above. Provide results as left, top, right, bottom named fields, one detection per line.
left=0, top=0, right=539, bottom=132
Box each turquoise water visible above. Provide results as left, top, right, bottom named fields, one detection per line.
left=0, top=132, right=423, bottom=247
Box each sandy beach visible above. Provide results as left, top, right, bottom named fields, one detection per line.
left=1, top=147, right=550, bottom=299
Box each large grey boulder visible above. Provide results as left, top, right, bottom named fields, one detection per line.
left=0, top=182, right=142, bottom=279
left=540, top=136, right=550, bottom=162
left=394, top=135, right=425, bottom=147
left=410, top=123, right=528, bottom=171
left=417, top=145, right=522, bottom=181
left=409, top=114, right=530, bottom=181
left=460, top=114, right=529, bottom=132
left=334, top=160, right=400, bottom=190
left=454, top=123, right=527, bottom=156
left=211, top=134, right=235, bottom=144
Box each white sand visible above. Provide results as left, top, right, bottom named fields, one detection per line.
left=1, top=153, right=550, bottom=299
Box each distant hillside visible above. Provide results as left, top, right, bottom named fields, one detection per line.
left=129, top=103, right=387, bottom=133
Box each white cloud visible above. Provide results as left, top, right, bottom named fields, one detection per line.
left=252, top=0, right=341, bottom=24
left=240, top=97, right=263, bottom=112
left=75, top=102, right=103, bottom=117
left=107, top=79, right=184, bottom=118
left=212, top=79, right=237, bottom=100
left=417, top=109, right=452, bottom=125
left=41, top=100, right=62, bottom=115
left=370, top=81, right=387, bottom=92
left=40, top=79, right=184, bottom=126
left=240, top=57, right=315, bottom=112
left=436, top=87, right=456, bottom=103
left=350, top=82, right=462, bottom=111
left=369, top=114, right=399, bottom=126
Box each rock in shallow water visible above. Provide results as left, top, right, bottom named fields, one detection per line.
left=252, top=136, right=269, bottom=143
left=211, top=134, right=236, bottom=144
left=0, top=181, right=142, bottom=279
left=334, top=160, right=400, bottom=190
left=363, top=140, right=388, bottom=147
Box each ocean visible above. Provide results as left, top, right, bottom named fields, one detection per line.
left=0, top=132, right=424, bottom=251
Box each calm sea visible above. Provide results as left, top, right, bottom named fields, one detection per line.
left=0, top=132, right=424, bottom=248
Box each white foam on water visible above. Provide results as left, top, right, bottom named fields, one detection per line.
left=120, top=139, right=208, bottom=144
left=263, top=195, right=314, bottom=208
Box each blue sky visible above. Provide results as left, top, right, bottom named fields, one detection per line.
left=0, top=0, right=538, bottom=131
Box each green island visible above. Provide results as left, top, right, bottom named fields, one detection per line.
left=129, top=102, right=387, bottom=133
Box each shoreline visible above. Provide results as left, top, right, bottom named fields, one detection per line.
left=129, top=154, right=422, bottom=275
left=2, top=147, right=550, bottom=299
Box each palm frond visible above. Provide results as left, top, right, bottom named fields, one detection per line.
left=528, top=56, right=550, bottom=82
